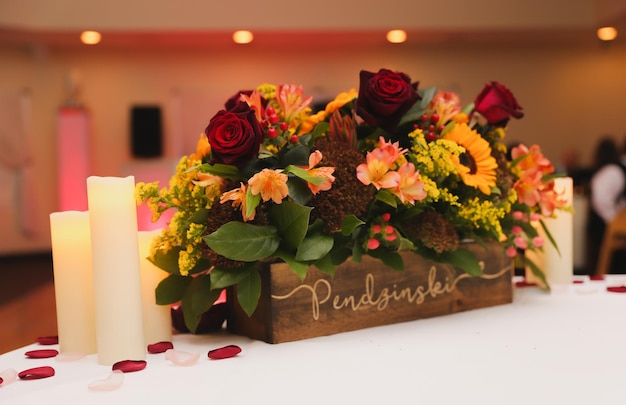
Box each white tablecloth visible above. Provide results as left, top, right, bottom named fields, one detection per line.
left=2, top=276, right=625, bottom=405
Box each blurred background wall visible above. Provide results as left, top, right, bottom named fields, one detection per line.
left=0, top=0, right=625, bottom=254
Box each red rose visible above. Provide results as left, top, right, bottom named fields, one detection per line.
left=473, top=82, right=523, bottom=126
left=356, top=68, right=420, bottom=132
left=205, top=101, right=265, bottom=168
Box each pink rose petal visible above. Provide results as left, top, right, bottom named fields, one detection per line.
left=208, top=345, right=242, bottom=360
left=147, top=341, right=174, bottom=354
left=607, top=285, right=626, bottom=293
left=18, top=366, right=55, bottom=380
left=55, top=352, right=87, bottom=362
left=112, top=360, right=147, bottom=373
left=165, top=349, right=200, bottom=366
left=36, top=336, right=59, bottom=345
left=0, top=369, right=17, bottom=386
left=88, top=370, right=124, bottom=392
left=25, top=349, right=59, bottom=359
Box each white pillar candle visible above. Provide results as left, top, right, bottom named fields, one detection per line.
left=542, top=177, right=574, bottom=287
left=49, top=211, right=97, bottom=355
left=87, top=176, right=145, bottom=365
left=525, top=177, right=574, bottom=289
left=138, top=230, right=172, bottom=345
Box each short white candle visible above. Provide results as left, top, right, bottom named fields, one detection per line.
left=525, top=177, right=574, bottom=289
left=49, top=211, right=97, bottom=354
left=138, top=230, right=172, bottom=345
left=87, top=176, right=145, bottom=365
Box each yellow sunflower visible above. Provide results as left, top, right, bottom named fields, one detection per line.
left=444, top=123, right=498, bottom=195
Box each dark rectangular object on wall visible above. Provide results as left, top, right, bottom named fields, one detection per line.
left=131, top=105, right=162, bottom=158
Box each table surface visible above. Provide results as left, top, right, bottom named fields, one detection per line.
left=2, top=275, right=625, bottom=405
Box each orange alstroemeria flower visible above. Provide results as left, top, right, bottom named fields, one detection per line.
left=277, top=84, right=313, bottom=123
left=248, top=168, right=289, bottom=204
left=356, top=152, right=400, bottom=190
left=220, top=182, right=255, bottom=222
left=390, top=162, right=427, bottom=204
left=304, top=150, right=335, bottom=195
left=240, top=90, right=265, bottom=122
left=192, top=172, right=225, bottom=190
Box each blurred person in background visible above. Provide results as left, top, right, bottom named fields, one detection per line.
left=585, top=136, right=626, bottom=275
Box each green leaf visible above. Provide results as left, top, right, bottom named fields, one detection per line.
left=210, top=263, right=257, bottom=290
left=539, top=219, right=561, bottom=257
left=181, top=303, right=202, bottom=333
left=269, top=200, right=312, bottom=251
left=375, top=189, right=398, bottom=208
left=397, top=87, right=435, bottom=127
left=245, top=187, right=261, bottom=220
left=284, top=165, right=326, bottom=185
left=461, top=102, right=475, bottom=115
left=204, top=221, right=280, bottom=261
left=188, top=208, right=209, bottom=224
left=281, top=143, right=310, bottom=166
left=313, top=253, right=335, bottom=276
left=523, top=252, right=550, bottom=292
left=236, top=270, right=262, bottom=317
left=183, top=274, right=222, bottom=317
left=149, top=248, right=183, bottom=274
left=367, top=249, right=404, bottom=271
left=440, top=248, right=483, bottom=276
left=198, top=163, right=241, bottom=179
left=155, top=274, right=191, bottom=305
left=285, top=176, right=313, bottom=206
left=341, top=215, right=365, bottom=236
left=275, top=249, right=309, bottom=280
left=295, top=233, right=334, bottom=262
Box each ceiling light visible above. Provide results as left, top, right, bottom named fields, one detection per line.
left=386, top=30, right=407, bottom=44
left=597, top=26, right=618, bottom=42
left=233, top=30, right=254, bottom=44
left=80, top=31, right=102, bottom=45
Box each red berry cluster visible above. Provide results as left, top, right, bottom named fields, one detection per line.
left=261, top=107, right=299, bottom=143
left=413, top=113, right=445, bottom=142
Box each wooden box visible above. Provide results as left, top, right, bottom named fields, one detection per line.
left=226, top=242, right=513, bottom=343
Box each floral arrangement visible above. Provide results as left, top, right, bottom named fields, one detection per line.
left=136, top=68, right=568, bottom=332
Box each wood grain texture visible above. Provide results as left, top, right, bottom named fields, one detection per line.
left=227, top=242, right=513, bottom=343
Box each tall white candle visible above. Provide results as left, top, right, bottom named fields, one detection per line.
left=87, top=176, right=145, bottom=365
left=138, top=230, right=172, bottom=345
left=49, top=211, right=97, bottom=355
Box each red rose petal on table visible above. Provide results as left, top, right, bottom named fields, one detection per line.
left=25, top=349, right=58, bottom=359
left=18, top=366, right=55, bottom=380
left=573, top=280, right=584, bottom=284
left=589, top=275, right=605, bottom=281
left=208, top=345, right=242, bottom=360
left=112, top=360, right=147, bottom=373
left=515, top=280, right=536, bottom=288
left=36, top=336, right=59, bottom=345
left=147, top=341, right=174, bottom=354
left=607, top=286, right=626, bottom=293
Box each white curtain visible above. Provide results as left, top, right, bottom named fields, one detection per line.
left=0, top=89, right=38, bottom=238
